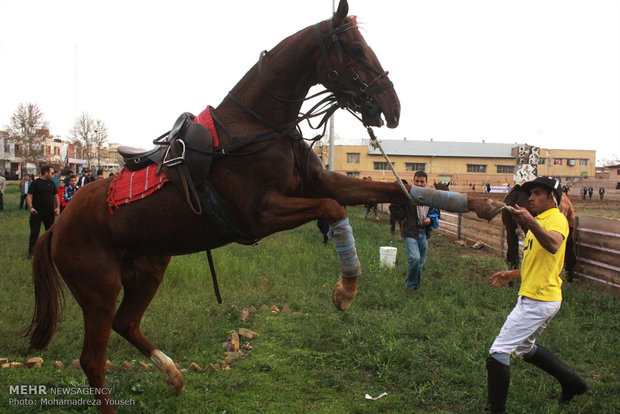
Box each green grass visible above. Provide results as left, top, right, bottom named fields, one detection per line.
left=0, top=183, right=618, bottom=413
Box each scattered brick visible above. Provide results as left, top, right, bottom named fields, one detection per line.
left=120, top=361, right=133, bottom=370
left=270, top=305, right=280, bottom=313
left=210, top=363, right=221, bottom=371
left=230, top=332, right=240, bottom=352
left=105, top=360, right=116, bottom=372
left=10, top=362, right=24, bottom=368
left=54, top=361, right=65, bottom=369
left=248, top=305, right=258, bottom=314
left=281, top=305, right=292, bottom=314
left=0, top=358, right=8, bottom=365
left=138, top=362, right=150, bottom=371
left=239, top=308, right=250, bottom=322
left=70, top=360, right=81, bottom=370
left=259, top=304, right=270, bottom=312
left=238, top=328, right=259, bottom=339
left=25, top=357, right=43, bottom=368
left=188, top=363, right=202, bottom=372
left=2, top=363, right=11, bottom=368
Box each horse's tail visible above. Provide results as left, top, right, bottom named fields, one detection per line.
left=26, top=228, right=65, bottom=352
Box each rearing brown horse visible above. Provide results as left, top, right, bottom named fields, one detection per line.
left=27, top=1, right=503, bottom=412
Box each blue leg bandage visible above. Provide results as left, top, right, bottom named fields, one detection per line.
left=328, top=218, right=362, bottom=278
left=410, top=186, right=468, bottom=212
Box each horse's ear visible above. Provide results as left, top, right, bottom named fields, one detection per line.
left=335, top=0, right=349, bottom=25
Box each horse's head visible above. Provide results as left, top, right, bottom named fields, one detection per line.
left=315, top=0, right=400, bottom=128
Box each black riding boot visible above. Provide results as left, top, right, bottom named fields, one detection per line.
left=485, top=356, right=510, bottom=413
left=523, top=345, right=588, bottom=404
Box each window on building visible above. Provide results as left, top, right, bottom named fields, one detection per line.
left=346, top=171, right=360, bottom=177
left=374, top=162, right=393, bottom=170
left=54, top=147, right=60, bottom=155
left=579, top=159, right=588, bottom=166
left=4, top=143, right=9, bottom=154
left=405, top=162, right=426, bottom=171
left=554, top=159, right=562, bottom=165
left=467, top=164, right=487, bottom=173
left=496, top=165, right=514, bottom=174
left=346, top=152, right=360, bottom=163
left=538, top=158, right=546, bottom=165
left=567, top=159, right=576, bottom=166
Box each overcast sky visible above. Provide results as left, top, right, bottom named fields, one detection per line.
left=1, top=0, right=618, bottom=164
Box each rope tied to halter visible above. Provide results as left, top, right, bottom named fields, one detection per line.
left=365, top=127, right=415, bottom=206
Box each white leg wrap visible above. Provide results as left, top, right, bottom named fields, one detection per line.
left=410, top=186, right=468, bottom=212
left=328, top=218, right=362, bottom=278
left=150, top=349, right=175, bottom=372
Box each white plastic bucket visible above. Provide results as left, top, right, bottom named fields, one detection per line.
left=379, top=246, right=397, bottom=268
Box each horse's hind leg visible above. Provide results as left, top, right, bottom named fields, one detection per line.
left=64, top=263, right=121, bottom=413
left=113, top=255, right=184, bottom=394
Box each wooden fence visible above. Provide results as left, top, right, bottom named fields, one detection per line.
left=436, top=211, right=620, bottom=289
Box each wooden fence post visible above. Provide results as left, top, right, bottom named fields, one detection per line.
left=457, top=213, right=462, bottom=240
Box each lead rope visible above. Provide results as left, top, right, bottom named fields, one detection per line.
left=206, top=250, right=222, bottom=304
left=366, top=127, right=415, bottom=206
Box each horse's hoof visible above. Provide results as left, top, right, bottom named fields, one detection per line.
left=332, top=277, right=357, bottom=311
left=476, top=199, right=505, bottom=222
left=167, top=372, right=185, bottom=394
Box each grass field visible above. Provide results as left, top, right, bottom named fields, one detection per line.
left=0, top=183, right=618, bottom=413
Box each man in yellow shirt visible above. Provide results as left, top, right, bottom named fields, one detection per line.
left=484, top=177, right=588, bottom=413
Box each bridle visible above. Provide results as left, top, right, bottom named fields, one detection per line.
left=225, top=17, right=395, bottom=143
left=313, top=19, right=393, bottom=122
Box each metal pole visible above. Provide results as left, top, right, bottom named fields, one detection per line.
left=328, top=0, right=335, bottom=171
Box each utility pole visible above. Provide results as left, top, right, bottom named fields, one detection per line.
left=327, top=0, right=336, bottom=171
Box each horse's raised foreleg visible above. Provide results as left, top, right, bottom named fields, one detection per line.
left=309, top=171, right=504, bottom=221
left=113, top=255, right=184, bottom=394
left=256, top=194, right=358, bottom=311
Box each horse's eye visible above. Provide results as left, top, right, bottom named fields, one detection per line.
left=352, top=47, right=365, bottom=58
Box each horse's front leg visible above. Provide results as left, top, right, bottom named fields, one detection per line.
left=254, top=194, right=359, bottom=311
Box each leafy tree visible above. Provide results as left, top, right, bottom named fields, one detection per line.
left=5, top=103, right=49, bottom=174
left=70, top=113, right=108, bottom=169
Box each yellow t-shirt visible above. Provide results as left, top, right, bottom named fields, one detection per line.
left=519, top=208, right=568, bottom=301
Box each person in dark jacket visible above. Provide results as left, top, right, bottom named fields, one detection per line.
left=402, top=171, right=432, bottom=291
left=26, top=166, right=59, bottom=257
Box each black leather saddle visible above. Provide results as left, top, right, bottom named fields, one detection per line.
left=117, top=112, right=214, bottom=214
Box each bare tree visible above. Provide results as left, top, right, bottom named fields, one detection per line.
left=70, top=113, right=108, bottom=169
left=5, top=103, right=49, bottom=175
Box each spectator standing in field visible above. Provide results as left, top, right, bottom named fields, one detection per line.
left=27, top=166, right=59, bottom=257
left=63, top=175, right=79, bottom=206
left=0, top=172, right=6, bottom=211
left=581, top=186, right=586, bottom=200
left=77, top=168, right=95, bottom=188
left=389, top=179, right=408, bottom=237
left=51, top=171, right=61, bottom=188
left=57, top=180, right=68, bottom=214
left=598, top=187, right=605, bottom=200
left=402, top=171, right=433, bottom=291
left=587, top=186, right=593, bottom=200
left=363, top=176, right=379, bottom=220
left=484, top=176, right=587, bottom=413
left=19, top=174, right=31, bottom=209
